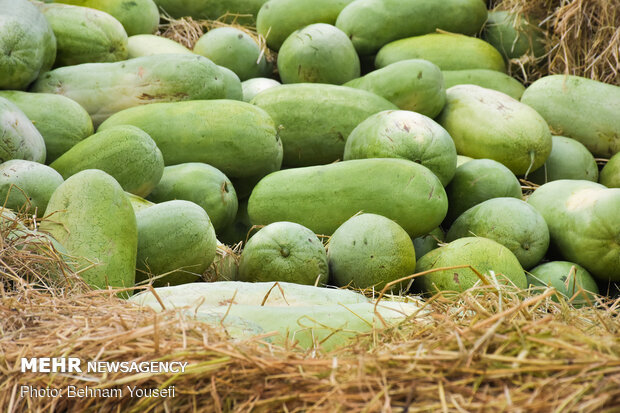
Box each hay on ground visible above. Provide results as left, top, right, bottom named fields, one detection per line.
left=2, top=269, right=620, bottom=411
left=2, top=207, right=620, bottom=412
left=492, top=0, right=620, bottom=85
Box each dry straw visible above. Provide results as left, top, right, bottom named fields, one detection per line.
left=491, top=0, right=620, bottom=85
left=1, top=217, right=620, bottom=412
left=158, top=13, right=276, bottom=67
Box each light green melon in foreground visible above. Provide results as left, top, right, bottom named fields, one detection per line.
left=446, top=198, right=549, bottom=270
left=438, top=85, right=552, bottom=176
left=328, top=213, right=416, bottom=291
left=135, top=200, right=217, bottom=287
left=0, top=160, right=64, bottom=217
left=41, top=169, right=137, bottom=290
left=127, top=34, right=192, bottom=58
left=147, top=163, right=238, bottom=233
left=527, top=180, right=620, bottom=281
left=50, top=125, right=164, bottom=198
left=237, top=222, right=328, bottom=285
left=528, top=136, right=598, bottom=184
left=129, top=281, right=423, bottom=350
left=344, top=110, right=457, bottom=186
left=528, top=261, right=599, bottom=306
left=0, top=97, right=46, bottom=164
left=417, top=237, right=527, bottom=293
left=600, top=152, right=620, bottom=188
left=344, top=59, right=446, bottom=118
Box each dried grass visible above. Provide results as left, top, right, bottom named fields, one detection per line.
left=204, top=242, right=242, bottom=282
left=2, top=271, right=620, bottom=411
left=492, top=0, right=620, bottom=85
left=2, top=212, right=620, bottom=412
left=0, top=208, right=84, bottom=292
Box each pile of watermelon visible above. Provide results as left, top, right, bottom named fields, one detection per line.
left=1, top=0, right=619, bottom=308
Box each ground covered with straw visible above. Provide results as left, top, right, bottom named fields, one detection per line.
left=1, top=227, right=620, bottom=412
left=1, top=1, right=619, bottom=410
